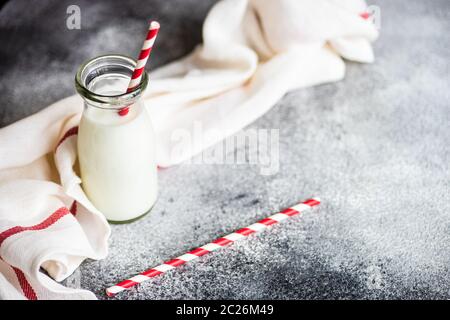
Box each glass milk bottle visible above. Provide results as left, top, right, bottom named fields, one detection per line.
left=75, top=54, right=158, bottom=223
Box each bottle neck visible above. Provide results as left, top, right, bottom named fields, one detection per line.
left=75, top=54, right=148, bottom=110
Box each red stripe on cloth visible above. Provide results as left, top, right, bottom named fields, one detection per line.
left=131, top=67, right=145, bottom=80
left=235, top=228, right=255, bottom=236
left=138, top=47, right=152, bottom=60
left=146, top=28, right=159, bottom=40
left=0, top=207, right=70, bottom=247
left=141, top=268, right=162, bottom=278
left=55, top=126, right=78, bottom=150
left=164, top=259, right=186, bottom=267
left=360, top=12, right=370, bottom=19
left=12, top=266, right=37, bottom=300
left=0, top=207, right=70, bottom=300
left=280, top=208, right=298, bottom=216
left=212, top=237, right=233, bottom=246
left=188, top=247, right=210, bottom=257
left=70, top=201, right=77, bottom=216
left=258, top=218, right=277, bottom=226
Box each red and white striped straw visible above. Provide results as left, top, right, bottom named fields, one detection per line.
left=118, top=21, right=160, bottom=116
left=106, top=197, right=321, bottom=297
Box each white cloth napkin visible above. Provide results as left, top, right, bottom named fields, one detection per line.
left=0, top=0, right=377, bottom=299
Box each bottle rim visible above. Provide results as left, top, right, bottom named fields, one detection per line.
left=75, top=54, right=148, bottom=108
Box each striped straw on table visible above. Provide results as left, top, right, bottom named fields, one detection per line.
left=118, top=21, right=160, bottom=116
left=106, top=197, right=321, bottom=297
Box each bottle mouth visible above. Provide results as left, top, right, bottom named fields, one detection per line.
left=75, top=54, right=148, bottom=108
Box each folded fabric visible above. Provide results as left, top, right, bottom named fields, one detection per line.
left=0, top=0, right=377, bottom=299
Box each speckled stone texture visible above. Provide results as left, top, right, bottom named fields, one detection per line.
left=1, top=0, right=449, bottom=299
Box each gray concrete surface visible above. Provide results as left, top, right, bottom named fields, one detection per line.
left=1, top=0, right=449, bottom=299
